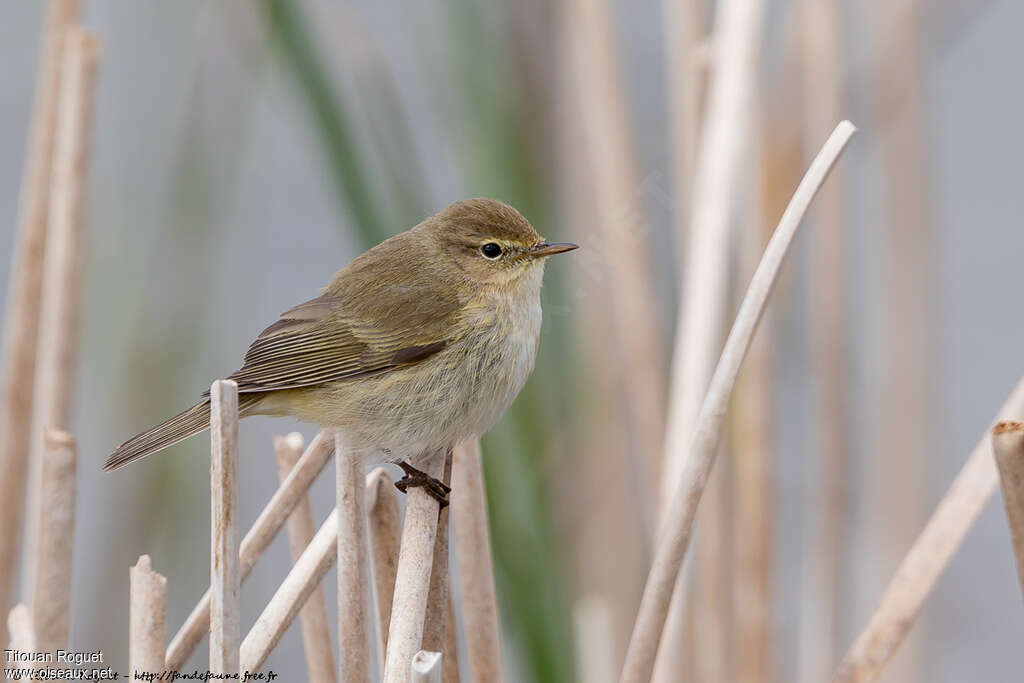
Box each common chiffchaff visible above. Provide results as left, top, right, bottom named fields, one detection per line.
left=105, top=198, right=576, bottom=499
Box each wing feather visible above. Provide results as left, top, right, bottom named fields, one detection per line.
left=216, top=288, right=456, bottom=394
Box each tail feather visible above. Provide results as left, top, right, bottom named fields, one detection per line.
left=104, top=396, right=260, bottom=471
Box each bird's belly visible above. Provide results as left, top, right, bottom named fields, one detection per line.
left=279, top=310, right=539, bottom=462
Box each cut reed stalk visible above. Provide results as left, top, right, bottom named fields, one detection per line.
left=620, top=121, right=856, bottom=683
left=422, top=451, right=453, bottom=657
left=831, top=377, right=1024, bottom=683
left=240, top=509, right=339, bottom=672
left=410, top=651, right=442, bottom=683
left=382, top=456, right=443, bottom=683
left=29, top=428, right=76, bottom=655
left=451, top=438, right=503, bottom=682
left=209, top=379, right=240, bottom=674
left=0, top=1, right=79, bottom=652
left=130, top=555, right=167, bottom=676
left=274, top=433, right=336, bottom=683
left=166, top=429, right=334, bottom=669
left=993, top=421, right=1024, bottom=598
left=336, top=431, right=370, bottom=683
left=22, top=26, right=98, bottom=615
left=367, top=467, right=401, bottom=668
left=7, top=604, right=35, bottom=650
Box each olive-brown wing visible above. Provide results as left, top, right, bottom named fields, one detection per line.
left=217, top=292, right=454, bottom=394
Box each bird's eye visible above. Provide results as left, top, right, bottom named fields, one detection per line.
left=480, top=242, right=503, bottom=259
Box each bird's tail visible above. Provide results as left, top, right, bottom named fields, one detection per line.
left=104, top=395, right=261, bottom=471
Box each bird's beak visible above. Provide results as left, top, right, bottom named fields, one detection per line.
left=529, top=242, right=579, bottom=258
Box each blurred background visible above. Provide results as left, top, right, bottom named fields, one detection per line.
left=1, top=0, right=1023, bottom=681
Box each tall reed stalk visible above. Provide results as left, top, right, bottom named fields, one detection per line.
left=653, top=1, right=768, bottom=675
left=621, top=121, right=856, bottom=683
left=22, top=23, right=97, bottom=624
left=871, top=3, right=930, bottom=680
left=562, top=0, right=666, bottom=526
left=209, top=379, right=240, bottom=674
left=728, top=134, right=775, bottom=683
left=0, top=3, right=79, bottom=654
left=799, top=0, right=849, bottom=680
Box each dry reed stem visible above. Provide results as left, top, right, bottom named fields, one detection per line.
left=659, top=0, right=767, bottom=522
left=993, top=421, right=1024, bottom=598
left=383, top=456, right=443, bottom=683
left=210, top=379, right=240, bottom=674
left=655, top=0, right=765, bottom=659
left=656, top=0, right=711, bottom=667
left=410, top=651, right=442, bottom=683
left=798, top=0, right=848, bottom=680
left=166, top=430, right=333, bottom=669
left=728, top=107, right=779, bottom=683
left=565, top=0, right=666, bottom=513
left=7, top=604, right=35, bottom=650
left=274, top=433, right=336, bottom=683
left=871, top=3, right=929, bottom=681
left=240, top=510, right=339, bottom=672
left=620, top=121, right=856, bottom=683
left=832, top=378, right=1024, bottom=683
left=21, top=26, right=97, bottom=615
left=451, top=439, right=503, bottom=682
left=422, top=451, right=453, bottom=657
left=29, top=429, right=76, bottom=654
left=693, top=460, right=732, bottom=683
left=367, top=467, right=401, bottom=668
left=0, top=1, right=79, bottom=656
left=336, top=431, right=370, bottom=682
left=730, top=331, right=773, bottom=683
left=557, top=1, right=652, bottom=660
left=654, top=455, right=734, bottom=683
left=130, top=555, right=167, bottom=676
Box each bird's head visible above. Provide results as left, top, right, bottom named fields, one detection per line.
left=421, top=198, right=577, bottom=288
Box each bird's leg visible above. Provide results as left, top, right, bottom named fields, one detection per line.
left=394, top=460, right=451, bottom=508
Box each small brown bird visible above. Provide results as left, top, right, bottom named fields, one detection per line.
left=105, top=198, right=576, bottom=501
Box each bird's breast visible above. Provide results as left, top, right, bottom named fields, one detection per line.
left=458, top=289, right=542, bottom=415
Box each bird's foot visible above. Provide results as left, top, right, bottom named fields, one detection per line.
left=394, top=460, right=451, bottom=508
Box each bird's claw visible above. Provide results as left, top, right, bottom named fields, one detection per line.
left=394, top=461, right=451, bottom=508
